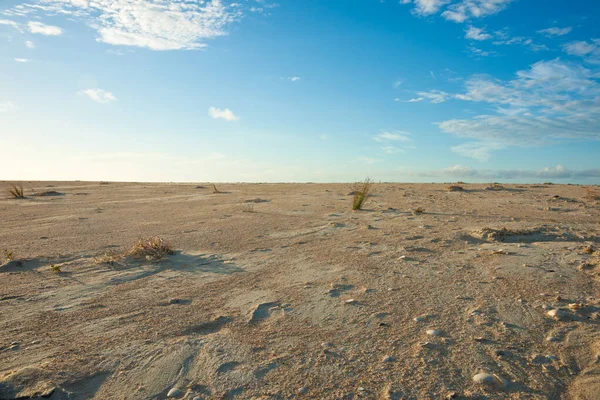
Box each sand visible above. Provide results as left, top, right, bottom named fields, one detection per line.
left=1, top=181, right=599, bottom=399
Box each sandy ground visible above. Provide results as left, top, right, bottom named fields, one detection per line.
left=1, top=181, right=599, bottom=400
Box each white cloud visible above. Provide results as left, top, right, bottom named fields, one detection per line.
left=7, top=0, right=265, bottom=51
left=357, top=156, right=380, bottom=164
left=0, top=101, right=17, bottom=112
left=373, top=131, right=414, bottom=154
left=208, top=106, right=239, bottom=121
left=28, top=21, right=63, bottom=36
left=563, top=40, right=600, bottom=64
left=417, top=164, right=600, bottom=180
left=401, top=90, right=450, bottom=103
left=25, top=40, right=35, bottom=48
left=79, top=88, right=117, bottom=103
left=465, top=26, right=491, bottom=40
left=437, top=58, right=600, bottom=160
left=14, top=58, right=30, bottom=62
left=442, top=0, right=514, bottom=23
left=373, top=131, right=412, bottom=142
left=537, top=27, right=572, bottom=37
left=393, top=79, right=403, bottom=88
left=0, top=19, right=22, bottom=32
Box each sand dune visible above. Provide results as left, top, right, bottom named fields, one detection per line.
left=1, top=182, right=599, bottom=399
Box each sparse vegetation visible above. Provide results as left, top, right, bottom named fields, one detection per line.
left=544, top=182, right=553, bottom=185
left=33, top=190, right=63, bottom=197
left=125, top=236, right=174, bottom=261
left=351, top=178, right=374, bottom=210
left=584, top=187, right=600, bottom=201
left=8, top=184, right=25, bottom=198
left=94, top=251, right=121, bottom=266
left=413, top=207, right=425, bottom=215
left=50, top=264, right=61, bottom=273
left=485, top=183, right=505, bottom=191
left=242, top=203, right=255, bottom=213
left=2, top=249, right=14, bottom=264
left=212, top=184, right=222, bottom=194
left=447, top=185, right=464, bottom=192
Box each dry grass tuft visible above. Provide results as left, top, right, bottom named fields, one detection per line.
left=8, top=184, right=25, bottom=199
left=447, top=185, right=464, bottom=192
left=50, top=264, right=61, bottom=273
left=2, top=249, right=14, bottom=264
left=351, top=178, right=374, bottom=210
left=125, top=236, right=174, bottom=260
left=94, top=251, right=122, bottom=266
left=212, top=184, right=222, bottom=194
left=413, top=207, right=425, bottom=215
left=241, top=203, right=255, bottom=213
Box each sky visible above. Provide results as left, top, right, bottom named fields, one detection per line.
left=1, top=0, right=599, bottom=183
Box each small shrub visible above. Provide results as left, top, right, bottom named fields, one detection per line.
left=351, top=178, right=374, bottom=210
left=8, top=184, right=25, bottom=199
left=51, top=264, right=61, bottom=273
left=212, top=184, right=222, bottom=194
left=94, top=252, right=121, bottom=266
left=544, top=182, right=553, bottom=185
left=126, top=236, right=174, bottom=260
left=2, top=249, right=14, bottom=263
left=241, top=203, right=255, bottom=213
left=447, top=185, right=464, bottom=192
left=413, top=207, right=425, bottom=215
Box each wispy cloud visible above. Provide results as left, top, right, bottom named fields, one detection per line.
left=281, top=76, right=301, bottom=82
left=399, top=90, right=451, bottom=103
left=208, top=106, right=239, bottom=121
left=563, top=40, right=600, bottom=64
left=79, top=89, right=117, bottom=104
left=373, top=131, right=412, bottom=142
left=357, top=156, right=380, bottom=164
left=0, top=19, right=22, bottom=32
left=28, top=21, right=63, bottom=36
left=6, top=0, right=269, bottom=51
left=442, top=0, right=514, bottom=23
left=465, top=26, right=491, bottom=41
left=25, top=40, right=35, bottom=49
left=537, top=26, right=572, bottom=37
left=418, top=164, right=600, bottom=180
left=373, top=131, right=414, bottom=154
left=0, top=101, right=17, bottom=112
left=400, top=0, right=514, bottom=23
left=437, top=57, right=600, bottom=160
left=14, top=58, right=30, bottom=62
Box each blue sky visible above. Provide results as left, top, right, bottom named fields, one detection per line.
left=1, top=0, right=599, bottom=183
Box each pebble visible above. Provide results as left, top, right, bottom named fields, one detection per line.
left=298, top=387, right=308, bottom=394
left=546, top=336, right=560, bottom=342
left=426, top=329, right=440, bottom=336
left=344, top=299, right=356, bottom=304
left=414, top=317, right=424, bottom=322
left=167, top=388, right=183, bottom=398
left=472, top=372, right=507, bottom=388
left=382, top=355, right=394, bottom=363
